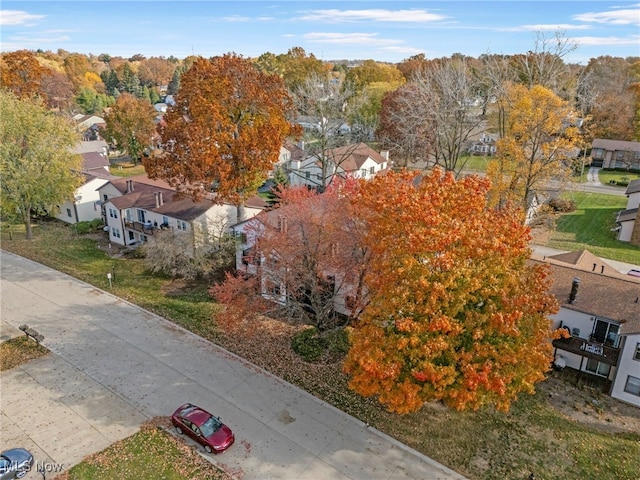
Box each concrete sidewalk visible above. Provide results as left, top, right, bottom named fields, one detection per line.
left=0, top=251, right=466, bottom=480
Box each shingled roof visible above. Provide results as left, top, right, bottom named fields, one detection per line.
left=530, top=249, right=640, bottom=332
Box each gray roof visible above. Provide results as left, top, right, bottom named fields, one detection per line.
left=625, top=179, right=640, bottom=195
left=592, top=138, right=640, bottom=152
left=616, top=208, right=638, bottom=223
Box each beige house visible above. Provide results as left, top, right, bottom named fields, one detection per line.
left=533, top=249, right=640, bottom=407
left=590, top=139, right=640, bottom=170
left=98, top=175, right=267, bottom=248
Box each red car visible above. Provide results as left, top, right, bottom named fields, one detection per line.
left=171, top=403, right=235, bottom=454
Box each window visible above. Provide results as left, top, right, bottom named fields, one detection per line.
left=108, top=208, right=118, bottom=219
left=624, top=375, right=640, bottom=396
left=634, top=343, right=640, bottom=361
left=177, top=220, right=187, bottom=231
left=137, top=209, right=146, bottom=223
left=162, top=216, right=169, bottom=226
left=591, top=319, right=620, bottom=347
left=111, top=227, right=121, bottom=239
left=370, top=166, right=375, bottom=175
left=585, top=358, right=610, bottom=377
left=242, top=247, right=255, bottom=265
left=305, top=171, right=311, bottom=179
left=361, top=169, right=367, bottom=177
left=125, top=209, right=132, bottom=221
left=66, top=208, right=72, bottom=217
left=103, top=194, right=108, bottom=202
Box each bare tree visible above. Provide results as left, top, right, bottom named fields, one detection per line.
left=290, top=72, right=361, bottom=190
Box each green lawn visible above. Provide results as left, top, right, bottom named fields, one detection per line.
left=595, top=169, right=640, bottom=187
left=545, top=191, right=640, bottom=265
left=62, top=421, right=231, bottom=480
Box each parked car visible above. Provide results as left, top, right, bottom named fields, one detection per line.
left=0, top=449, right=34, bottom=480
left=171, top=403, right=235, bottom=453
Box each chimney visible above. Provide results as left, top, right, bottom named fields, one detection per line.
left=154, top=192, right=160, bottom=208
left=126, top=179, right=131, bottom=193
left=592, top=263, right=596, bottom=272
left=380, top=150, right=390, bottom=161
left=569, top=277, right=580, bottom=304
left=600, top=265, right=604, bottom=274
left=159, top=192, right=164, bottom=205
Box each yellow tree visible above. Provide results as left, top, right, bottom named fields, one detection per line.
left=487, top=83, right=579, bottom=209
left=144, top=54, right=300, bottom=220
left=343, top=170, right=559, bottom=414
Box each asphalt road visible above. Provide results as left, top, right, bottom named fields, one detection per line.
left=0, top=251, right=466, bottom=480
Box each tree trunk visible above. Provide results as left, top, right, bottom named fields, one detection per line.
left=24, top=212, right=33, bottom=240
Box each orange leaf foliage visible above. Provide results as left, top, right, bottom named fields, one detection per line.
left=144, top=54, right=300, bottom=205
left=343, top=169, right=559, bottom=414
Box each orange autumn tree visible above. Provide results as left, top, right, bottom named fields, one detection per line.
left=343, top=169, right=559, bottom=414
left=211, top=179, right=371, bottom=333
left=144, top=54, right=300, bottom=220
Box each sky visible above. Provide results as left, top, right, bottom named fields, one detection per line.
left=1, top=1, right=639, bottom=64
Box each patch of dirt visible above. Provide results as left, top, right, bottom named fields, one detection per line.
left=540, top=371, right=640, bottom=435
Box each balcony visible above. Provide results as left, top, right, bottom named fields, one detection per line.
left=124, top=220, right=155, bottom=235
left=552, top=336, right=619, bottom=366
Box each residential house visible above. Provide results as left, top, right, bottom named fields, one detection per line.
left=98, top=175, right=267, bottom=248
left=55, top=146, right=116, bottom=225
left=73, top=114, right=106, bottom=141
left=287, top=142, right=389, bottom=189
left=590, top=139, right=640, bottom=170
left=468, top=133, right=498, bottom=156
left=231, top=197, right=357, bottom=317
left=534, top=249, right=640, bottom=407
left=615, top=179, right=640, bottom=246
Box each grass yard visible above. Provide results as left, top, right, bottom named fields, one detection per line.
left=544, top=191, right=640, bottom=265
left=2, top=220, right=640, bottom=480
left=0, top=336, right=49, bottom=371
left=596, top=169, right=640, bottom=187
left=57, top=419, right=232, bottom=480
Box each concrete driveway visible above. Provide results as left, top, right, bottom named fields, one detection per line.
left=0, top=251, right=466, bottom=480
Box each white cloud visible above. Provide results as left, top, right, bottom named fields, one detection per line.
left=297, top=9, right=446, bottom=23
left=573, top=7, right=640, bottom=25
left=0, top=10, right=45, bottom=26
left=222, top=15, right=250, bottom=22
left=571, top=34, right=640, bottom=46
left=500, top=23, right=591, bottom=32
left=303, top=32, right=403, bottom=46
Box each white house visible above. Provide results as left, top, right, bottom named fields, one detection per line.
left=98, top=175, right=267, bottom=248
left=534, top=249, right=640, bottom=407
left=615, top=179, right=640, bottom=245
left=287, top=143, right=389, bottom=189
left=55, top=148, right=116, bottom=225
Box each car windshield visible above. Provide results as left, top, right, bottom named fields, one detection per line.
left=199, top=415, right=222, bottom=438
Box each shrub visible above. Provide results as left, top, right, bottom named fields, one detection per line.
left=291, top=326, right=349, bottom=363
left=548, top=198, right=576, bottom=213
left=74, top=218, right=104, bottom=234
left=291, top=327, right=327, bottom=362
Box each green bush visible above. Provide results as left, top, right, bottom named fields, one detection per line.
left=291, top=327, right=327, bottom=362
left=74, top=219, right=104, bottom=234
left=291, top=326, right=350, bottom=363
